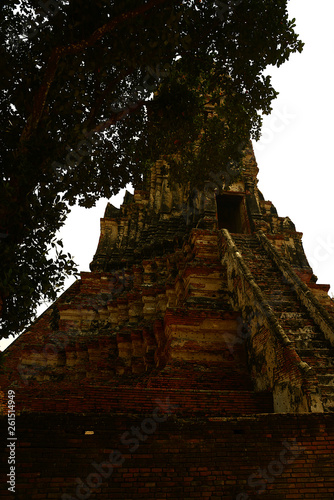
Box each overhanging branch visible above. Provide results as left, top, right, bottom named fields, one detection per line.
left=19, top=0, right=168, bottom=147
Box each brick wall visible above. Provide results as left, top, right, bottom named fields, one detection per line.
left=1, top=386, right=273, bottom=416
left=1, top=413, right=334, bottom=499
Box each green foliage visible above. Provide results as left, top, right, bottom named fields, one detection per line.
left=0, top=0, right=303, bottom=337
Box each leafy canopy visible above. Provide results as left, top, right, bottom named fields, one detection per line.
left=0, top=0, right=303, bottom=338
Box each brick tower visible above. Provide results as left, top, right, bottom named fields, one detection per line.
left=1, top=145, right=334, bottom=499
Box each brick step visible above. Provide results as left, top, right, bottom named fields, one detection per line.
left=242, top=264, right=280, bottom=274
left=258, top=274, right=293, bottom=281
left=243, top=257, right=273, bottom=265
left=280, top=314, right=319, bottom=323
left=262, top=286, right=295, bottom=293
left=294, top=339, right=329, bottom=350
left=295, top=353, right=334, bottom=370
left=260, top=275, right=293, bottom=281
left=242, top=259, right=276, bottom=267
left=231, top=236, right=257, bottom=241
left=263, top=288, right=297, bottom=296
left=302, top=357, right=334, bottom=370
left=293, top=329, right=324, bottom=339
left=319, top=385, right=334, bottom=395
left=288, top=335, right=328, bottom=349
left=282, top=326, right=325, bottom=339
left=286, top=327, right=323, bottom=336
left=313, top=366, right=334, bottom=375
left=268, top=295, right=300, bottom=302
left=282, top=327, right=323, bottom=339
left=270, top=303, right=302, bottom=312
left=246, top=275, right=288, bottom=285
left=297, top=348, right=334, bottom=358
left=260, top=282, right=293, bottom=289
left=266, top=300, right=299, bottom=309
left=278, top=311, right=309, bottom=320
left=247, top=272, right=292, bottom=282
left=233, top=241, right=259, bottom=250
left=268, top=295, right=299, bottom=302
left=318, top=374, right=334, bottom=385
left=10, top=386, right=274, bottom=416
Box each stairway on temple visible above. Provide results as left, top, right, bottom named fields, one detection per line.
left=231, top=234, right=334, bottom=412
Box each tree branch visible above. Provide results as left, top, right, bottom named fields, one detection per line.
left=85, top=99, right=147, bottom=137
left=86, top=68, right=133, bottom=131
left=19, top=0, right=168, bottom=147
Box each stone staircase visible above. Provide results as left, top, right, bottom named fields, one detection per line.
left=231, top=234, right=334, bottom=412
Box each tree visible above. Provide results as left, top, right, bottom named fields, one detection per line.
left=0, top=0, right=303, bottom=338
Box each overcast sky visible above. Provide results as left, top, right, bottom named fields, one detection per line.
left=1, top=0, right=333, bottom=351
left=256, top=0, right=334, bottom=294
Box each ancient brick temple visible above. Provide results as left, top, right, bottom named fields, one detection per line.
left=1, top=145, right=334, bottom=499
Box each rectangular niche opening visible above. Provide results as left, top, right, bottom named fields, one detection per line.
left=216, top=193, right=248, bottom=233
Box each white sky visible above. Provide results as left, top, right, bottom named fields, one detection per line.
left=256, top=0, right=334, bottom=294
left=1, top=0, right=333, bottom=351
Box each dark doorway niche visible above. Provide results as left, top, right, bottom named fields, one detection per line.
left=216, top=193, right=248, bottom=233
